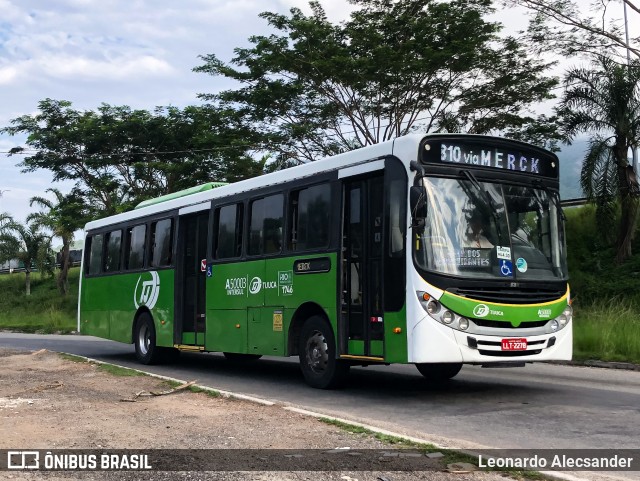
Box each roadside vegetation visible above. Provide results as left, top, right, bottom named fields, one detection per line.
left=0, top=267, right=78, bottom=333
left=565, top=207, right=640, bottom=363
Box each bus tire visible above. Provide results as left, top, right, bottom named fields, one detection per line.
left=223, top=352, right=262, bottom=362
left=298, top=316, right=349, bottom=389
left=415, top=362, right=462, bottom=381
left=134, top=313, right=161, bottom=365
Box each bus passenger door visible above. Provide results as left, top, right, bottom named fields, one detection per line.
left=175, top=211, right=209, bottom=346
left=341, top=174, right=385, bottom=359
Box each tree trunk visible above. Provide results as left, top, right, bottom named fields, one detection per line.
left=57, top=238, right=71, bottom=296
left=25, top=269, right=31, bottom=296
left=615, top=156, right=639, bottom=263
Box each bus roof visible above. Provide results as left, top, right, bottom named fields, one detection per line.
left=83, top=134, right=422, bottom=232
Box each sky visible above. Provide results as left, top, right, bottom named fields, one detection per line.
left=0, top=0, right=636, bottom=225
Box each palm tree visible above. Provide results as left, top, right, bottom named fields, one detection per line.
left=29, top=189, right=89, bottom=296
left=560, top=56, right=640, bottom=263
left=0, top=216, right=52, bottom=296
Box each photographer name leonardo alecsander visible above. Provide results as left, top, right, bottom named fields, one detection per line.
left=478, top=454, right=635, bottom=470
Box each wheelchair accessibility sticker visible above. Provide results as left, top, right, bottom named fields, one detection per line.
left=500, top=260, right=513, bottom=277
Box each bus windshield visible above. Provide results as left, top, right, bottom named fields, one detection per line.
left=414, top=176, right=567, bottom=281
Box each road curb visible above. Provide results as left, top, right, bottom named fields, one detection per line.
left=550, top=360, right=640, bottom=371
left=58, top=351, right=275, bottom=406
left=56, top=351, right=597, bottom=481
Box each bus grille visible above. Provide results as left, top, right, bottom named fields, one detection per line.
left=447, top=287, right=564, bottom=304
left=478, top=349, right=543, bottom=357
left=472, top=319, right=548, bottom=329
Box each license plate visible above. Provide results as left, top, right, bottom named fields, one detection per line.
left=501, top=338, right=527, bottom=351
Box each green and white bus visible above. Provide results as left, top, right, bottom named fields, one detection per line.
left=79, top=133, right=572, bottom=389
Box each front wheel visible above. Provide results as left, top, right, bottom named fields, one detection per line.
left=298, top=316, right=349, bottom=389
left=134, top=313, right=162, bottom=365
left=415, top=362, right=462, bottom=381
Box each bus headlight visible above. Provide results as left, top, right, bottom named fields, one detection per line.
left=550, top=319, right=559, bottom=332
left=442, top=311, right=454, bottom=324
left=427, top=301, right=441, bottom=315
left=458, top=318, right=469, bottom=330
left=561, top=306, right=573, bottom=324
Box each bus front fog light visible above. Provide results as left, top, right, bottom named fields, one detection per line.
left=458, top=318, right=469, bottom=330
left=426, top=301, right=440, bottom=315
left=550, top=320, right=559, bottom=332
left=442, top=311, right=454, bottom=324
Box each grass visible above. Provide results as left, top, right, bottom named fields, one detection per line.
left=319, top=418, right=546, bottom=480
left=573, top=300, right=640, bottom=364
left=0, top=267, right=79, bottom=333
left=95, top=363, right=145, bottom=377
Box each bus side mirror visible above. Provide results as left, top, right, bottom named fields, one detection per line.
left=410, top=185, right=427, bottom=220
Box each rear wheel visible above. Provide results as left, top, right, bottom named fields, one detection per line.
left=298, top=316, right=349, bottom=389
left=134, top=313, right=162, bottom=365
left=223, top=352, right=262, bottom=362
left=415, top=362, right=462, bottom=381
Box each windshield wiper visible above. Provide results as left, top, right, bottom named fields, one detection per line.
left=532, top=180, right=565, bottom=221
left=460, top=170, right=504, bottom=243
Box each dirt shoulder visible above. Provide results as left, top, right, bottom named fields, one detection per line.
left=0, top=348, right=517, bottom=481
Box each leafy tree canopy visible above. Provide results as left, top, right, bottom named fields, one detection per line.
left=505, top=0, right=640, bottom=61
left=558, top=56, right=640, bottom=262
left=2, top=99, right=267, bottom=216
left=195, top=0, right=560, bottom=164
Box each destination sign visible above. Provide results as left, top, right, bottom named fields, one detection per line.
left=421, top=138, right=558, bottom=178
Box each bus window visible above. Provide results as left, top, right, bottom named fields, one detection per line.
left=88, top=234, right=103, bottom=276
left=290, top=183, right=330, bottom=251
left=249, top=194, right=283, bottom=256
left=150, top=219, right=173, bottom=267
left=126, top=224, right=147, bottom=270
left=103, top=230, right=122, bottom=272
left=215, top=204, right=243, bottom=259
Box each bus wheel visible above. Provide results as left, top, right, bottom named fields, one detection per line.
left=223, top=353, right=262, bottom=362
left=134, top=313, right=161, bottom=365
left=299, top=316, right=349, bottom=389
left=415, top=363, right=462, bottom=381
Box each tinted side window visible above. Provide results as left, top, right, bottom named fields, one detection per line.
left=104, top=230, right=122, bottom=272
left=290, top=183, right=331, bottom=251
left=88, top=234, right=103, bottom=275
left=150, top=219, right=173, bottom=267
left=215, top=204, right=243, bottom=259
left=249, top=194, right=283, bottom=255
left=126, top=224, right=146, bottom=270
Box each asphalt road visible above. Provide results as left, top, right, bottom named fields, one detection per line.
left=2, top=333, right=639, bottom=454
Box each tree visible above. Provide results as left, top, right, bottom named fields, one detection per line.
left=0, top=216, right=52, bottom=295
left=2, top=100, right=267, bottom=216
left=28, top=188, right=89, bottom=296
left=195, top=0, right=559, bottom=164
left=505, top=0, right=640, bottom=61
left=559, top=56, right=640, bottom=263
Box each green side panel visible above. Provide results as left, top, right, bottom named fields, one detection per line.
left=82, top=311, right=109, bottom=339
left=370, top=340, right=384, bottom=357
left=196, top=332, right=205, bottom=346
left=206, top=253, right=337, bottom=355
left=383, top=306, right=408, bottom=363
left=79, top=269, right=175, bottom=347
left=182, top=332, right=196, bottom=345
left=348, top=340, right=365, bottom=356
left=248, top=307, right=285, bottom=356
left=110, top=311, right=133, bottom=344
left=439, top=292, right=568, bottom=327
left=206, top=309, right=247, bottom=353
left=134, top=182, right=228, bottom=209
